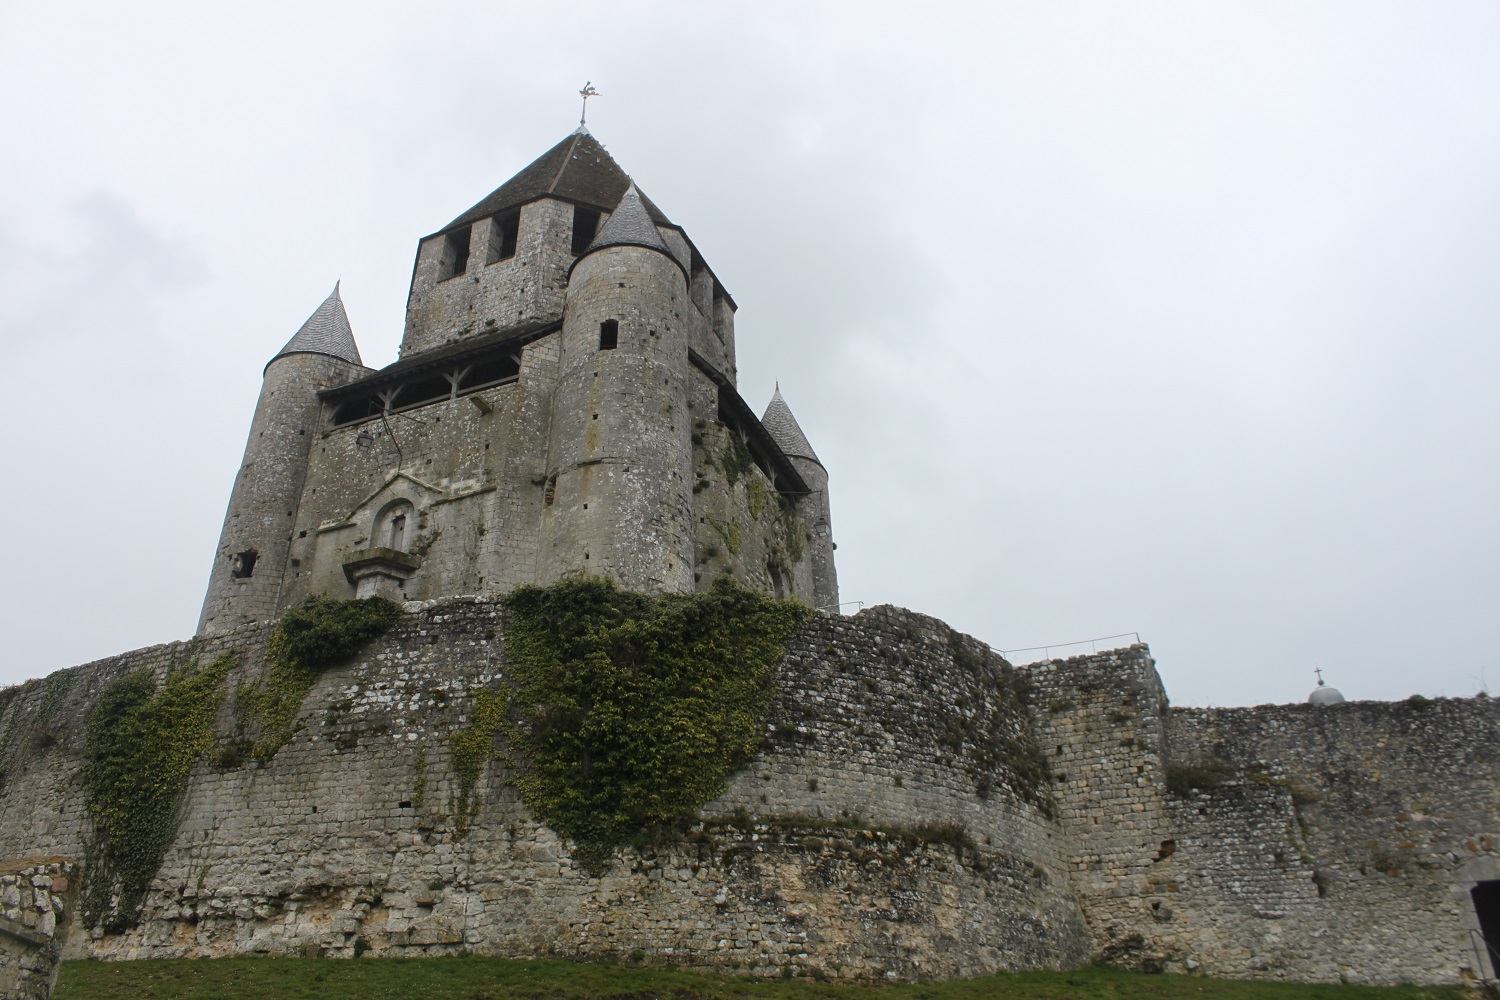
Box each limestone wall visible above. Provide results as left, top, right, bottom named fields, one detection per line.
left=1023, top=644, right=1500, bottom=985
left=0, top=858, right=75, bottom=1000
left=0, top=601, right=1086, bottom=981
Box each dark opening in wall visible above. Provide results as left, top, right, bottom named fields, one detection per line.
left=543, top=473, right=558, bottom=507
left=230, top=549, right=258, bottom=579
left=1472, top=880, right=1500, bottom=972
left=459, top=355, right=521, bottom=392
left=571, top=206, right=601, bottom=254
left=599, top=319, right=619, bottom=351
left=441, top=226, right=471, bottom=279
left=395, top=373, right=451, bottom=411
left=491, top=212, right=519, bottom=262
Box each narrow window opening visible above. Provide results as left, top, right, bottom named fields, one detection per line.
left=571, top=206, right=601, bottom=255
left=440, top=226, right=471, bottom=279
left=599, top=319, right=619, bottom=351
left=230, top=549, right=258, bottom=579
left=767, top=562, right=786, bottom=600
left=543, top=474, right=557, bottom=507
left=490, top=212, right=519, bottom=262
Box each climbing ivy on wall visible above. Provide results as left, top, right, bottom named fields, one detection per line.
left=82, top=654, right=234, bottom=933
left=235, top=596, right=401, bottom=761
left=499, top=575, right=812, bottom=873
left=448, top=689, right=507, bottom=839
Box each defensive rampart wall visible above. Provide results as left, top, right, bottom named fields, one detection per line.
left=1025, top=644, right=1500, bottom=985
left=1, top=607, right=1496, bottom=984
left=0, top=601, right=1086, bottom=981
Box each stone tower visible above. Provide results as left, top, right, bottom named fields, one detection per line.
left=198, top=129, right=837, bottom=635
left=536, top=185, right=696, bottom=592
left=198, top=285, right=368, bottom=634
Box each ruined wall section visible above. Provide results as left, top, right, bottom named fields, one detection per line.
left=402, top=199, right=580, bottom=356
left=1027, top=644, right=1500, bottom=986
left=0, top=858, right=76, bottom=1000
left=1023, top=648, right=1177, bottom=960
left=0, top=602, right=1086, bottom=980
left=1162, top=699, right=1500, bottom=985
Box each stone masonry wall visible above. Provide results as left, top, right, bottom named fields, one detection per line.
left=0, top=601, right=1086, bottom=981
left=0, top=858, right=75, bottom=1000
left=1162, top=698, right=1500, bottom=985
left=1024, top=644, right=1500, bottom=985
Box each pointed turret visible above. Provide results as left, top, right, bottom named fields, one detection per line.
left=199, top=286, right=369, bottom=635
left=761, top=386, right=839, bottom=609
left=269, top=282, right=362, bottom=370
left=574, top=183, right=687, bottom=276
left=761, top=386, right=821, bottom=466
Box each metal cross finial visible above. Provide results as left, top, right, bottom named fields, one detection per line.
left=1315, top=666, right=1326, bottom=686
left=579, top=82, right=599, bottom=127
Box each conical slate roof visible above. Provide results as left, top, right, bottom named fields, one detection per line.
left=586, top=183, right=673, bottom=256
left=269, top=283, right=363, bottom=370
left=443, top=131, right=672, bottom=233
left=761, top=386, right=821, bottom=465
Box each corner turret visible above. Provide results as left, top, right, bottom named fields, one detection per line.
left=763, top=387, right=839, bottom=608
left=198, top=285, right=370, bottom=635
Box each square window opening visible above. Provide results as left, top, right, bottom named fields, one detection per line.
left=440, top=226, right=471, bottom=279
left=572, top=206, right=601, bottom=255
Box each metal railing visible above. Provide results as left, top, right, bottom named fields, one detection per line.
left=998, top=632, right=1142, bottom=666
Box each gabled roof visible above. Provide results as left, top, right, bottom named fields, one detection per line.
left=269, top=282, right=363, bottom=371
left=761, top=386, right=821, bottom=465
left=442, top=131, right=672, bottom=234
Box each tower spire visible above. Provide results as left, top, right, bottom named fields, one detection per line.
left=577, top=81, right=599, bottom=134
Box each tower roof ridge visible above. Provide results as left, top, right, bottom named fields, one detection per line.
left=761, top=386, right=821, bottom=465
left=442, top=131, right=672, bottom=234
left=269, top=282, right=362, bottom=371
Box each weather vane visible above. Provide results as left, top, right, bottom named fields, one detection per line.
left=579, top=81, right=599, bottom=128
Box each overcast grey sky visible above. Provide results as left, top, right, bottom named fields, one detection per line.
left=1, top=1, right=1496, bottom=706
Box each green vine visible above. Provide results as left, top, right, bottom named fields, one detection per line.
left=719, top=427, right=755, bottom=487
left=235, top=596, right=401, bottom=761
left=779, top=500, right=806, bottom=563
left=448, top=690, right=506, bottom=838
left=500, top=575, right=811, bottom=873
left=708, top=516, right=742, bottom=555
left=81, top=654, right=234, bottom=933
left=746, top=477, right=767, bottom=520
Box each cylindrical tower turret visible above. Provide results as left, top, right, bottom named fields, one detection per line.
left=198, top=285, right=366, bottom=635
left=537, top=185, right=695, bottom=593
left=762, top=388, right=839, bottom=609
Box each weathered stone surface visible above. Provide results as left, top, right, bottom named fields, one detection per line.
left=1, top=612, right=1496, bottom=984
left=0, top=858, right=75, bottom=999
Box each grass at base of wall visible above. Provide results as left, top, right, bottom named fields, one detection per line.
left=53, top=956, right=1468, bottom=1000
